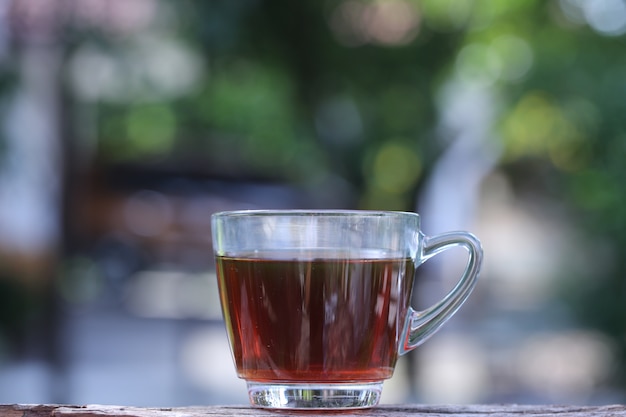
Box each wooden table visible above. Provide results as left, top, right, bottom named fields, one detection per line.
left=2, top=404, right=625, bottom=416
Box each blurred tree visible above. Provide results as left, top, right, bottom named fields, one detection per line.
left=484, top=0, right=626, bottom=389
left=74, top=0, right=467, bottom=210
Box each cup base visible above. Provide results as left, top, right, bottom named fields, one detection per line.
left=246, top=381, right=383, bottom=410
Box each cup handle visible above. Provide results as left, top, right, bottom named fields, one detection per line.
left=399, top=231, right=483, bottom=355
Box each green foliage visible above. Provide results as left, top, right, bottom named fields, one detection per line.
left=482, top=2, right=626, bottom=387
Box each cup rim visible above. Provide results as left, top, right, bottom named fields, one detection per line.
left=211, top=209, right=420, bottom=219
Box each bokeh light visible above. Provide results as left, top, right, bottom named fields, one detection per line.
left=329, top=0, right=420, bottom=47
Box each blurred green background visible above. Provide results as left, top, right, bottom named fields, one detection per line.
left=1, top=0, right=626, bottom=406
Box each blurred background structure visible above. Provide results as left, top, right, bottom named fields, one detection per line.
left=1, top=0, right=626, bottom=407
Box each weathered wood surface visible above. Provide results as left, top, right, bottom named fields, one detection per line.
left=2, top=404, right=626, bottom=417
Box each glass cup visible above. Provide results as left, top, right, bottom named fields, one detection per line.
left=211, top=210, right=483, bottom=410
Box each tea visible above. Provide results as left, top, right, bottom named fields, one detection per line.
left=216, top=252, right=414, bottom=383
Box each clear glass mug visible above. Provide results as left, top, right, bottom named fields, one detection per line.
left=211, top=210, right=483, bottom=410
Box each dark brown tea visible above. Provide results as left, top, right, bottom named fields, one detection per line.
left=216, top=252, right=414, bottom=383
